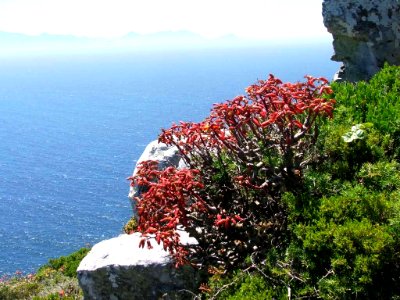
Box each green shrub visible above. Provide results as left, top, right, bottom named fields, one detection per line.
left=123, top=216, right=138, bottom=234
left=0, top=248, right=89, bottom=299
left=207, top=269, right=287, bottom=300
left=37, top=247, right=90, bottom=278
left=205, top=66, right=400, bottom=299
left=0, top=279, right=40, bottom=300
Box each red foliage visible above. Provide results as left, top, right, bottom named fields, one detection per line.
left=128, top=160, right=206, bottom=266
left=159, top=75, right=334, bottom=169
left=129, top=75, right=335, bottom=268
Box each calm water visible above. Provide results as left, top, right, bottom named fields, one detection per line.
left=0, top=43, right=339, bottom=275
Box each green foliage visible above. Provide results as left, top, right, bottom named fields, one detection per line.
left=224, top=275, right=270, bottom=300
left=207, top=270, right=287, bottom=300
left=357, top=160, right=400, bottom=192
left=330, top=64, right=400, bottom=133
left=123, top=216, right=138, bottom=234
left=329, top=64, right=400, bottom=158
left=0, top=278, right=40, bottom=300
left=206, top=66, right=400, bottom=299
left=0, top=272, right=82, bottom=300
left=0, top=248, right=89, bottom=299
left=37, top=247, right=90, bottom=278
left=318, top=185, right=393, bottom=224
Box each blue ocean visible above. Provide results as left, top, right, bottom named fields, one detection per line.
left=0, top=43, right=339, bottom=275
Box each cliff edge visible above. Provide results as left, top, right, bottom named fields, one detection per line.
left=323, top=0, right=400, bottom=81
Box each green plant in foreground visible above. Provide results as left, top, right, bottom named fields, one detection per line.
left=37, top=247, right=90, bottom=279
left=202, top=66, right=400, bottom=299
left=0, top=248, right=89, bottom=299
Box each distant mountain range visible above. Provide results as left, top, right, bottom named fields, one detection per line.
left=0, top=31, right=255, bottom=56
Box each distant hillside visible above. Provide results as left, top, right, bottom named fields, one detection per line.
left=0, top=30, right=254, bottom=56
left=0, top=31, right=97, bottom=55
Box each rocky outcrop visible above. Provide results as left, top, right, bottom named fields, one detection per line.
left=128, top=140, right=184, bottom=214
left=77, top=232, right=202, bottom=300
left=323, top=0, right=400, bottom=81
left=77, top=141, right=201, bottom=299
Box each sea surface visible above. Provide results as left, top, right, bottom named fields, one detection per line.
left=0, top=43, right=339, bottom=275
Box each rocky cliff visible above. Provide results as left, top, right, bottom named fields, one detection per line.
left=323, top=0, right=400, bottom=81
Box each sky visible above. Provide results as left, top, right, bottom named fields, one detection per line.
left=0, top=0, right=330, bottom=41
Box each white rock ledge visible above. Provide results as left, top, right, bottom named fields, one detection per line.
left=78, top=233, right=170, bottom=271
left=77, top=219, right=201, bottom=299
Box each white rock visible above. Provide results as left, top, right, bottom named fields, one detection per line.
left=128, top=140, right=186, bottom=214
left=77, top=232, right=201, bottom=300
left=78, top=233, right=169, bottom=271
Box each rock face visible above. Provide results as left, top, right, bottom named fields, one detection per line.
left=323, top=0, right=400, bottom=81
left=77, top=232, right=201, bottom=300
left=128, top=140, right=184, bottom=214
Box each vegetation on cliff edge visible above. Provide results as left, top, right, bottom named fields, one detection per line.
left=0, top=248, right=89, bottom=300
left=130, top=65, right=400, bottom=299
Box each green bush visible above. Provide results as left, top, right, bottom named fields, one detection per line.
left=37, top=247, right=90, bottom=278
left=206, top=66, right=400, bottom=299
left=0, top=248, right=89, bottom=299
left=206, top=267, right=287, bottom=300
left=0, top=279, right=40, bottom=300
left=123, top=216, right=138, bottom=234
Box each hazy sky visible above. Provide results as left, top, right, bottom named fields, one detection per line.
left=0, top=0, right=329, bottom=41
